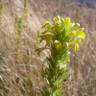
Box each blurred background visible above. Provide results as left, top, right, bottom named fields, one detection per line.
left=0, top=0, right=96, bottom=96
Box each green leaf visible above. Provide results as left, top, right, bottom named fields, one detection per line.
left=42, top=21, right=52, bottom=28
left=63, top=17, right=71, bottom=32
left=40, top=32, right=54, bottom=46
left=69, top=31, right=76, bottom=38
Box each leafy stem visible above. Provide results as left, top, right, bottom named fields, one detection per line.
left=36, top=16, right=86, bottom=96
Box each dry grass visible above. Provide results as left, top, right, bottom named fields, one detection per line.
left=0, top=0, right=96, bottom=96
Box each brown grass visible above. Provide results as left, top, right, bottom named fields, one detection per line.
left=0, top=0, right=96, bottom=96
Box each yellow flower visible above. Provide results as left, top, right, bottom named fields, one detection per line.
left=54, top=40, right=62, bottom=50
left=70, top=31, right=76, bottom=38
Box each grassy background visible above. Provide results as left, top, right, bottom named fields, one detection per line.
left=0, top=0, right=96, bottom=96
